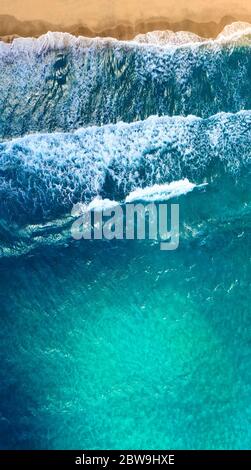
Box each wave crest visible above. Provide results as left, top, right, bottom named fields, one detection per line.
left=0, top=23, right=251, bottom=139
left=133, top=22, right=251, bottom=46
left=0, top=111, right=250, bottom=225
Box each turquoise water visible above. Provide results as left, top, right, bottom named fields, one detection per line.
left=0, top=29, right=251, bottom=449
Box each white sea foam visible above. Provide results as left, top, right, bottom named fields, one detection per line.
left=125, top=179, right=202, bottom=203
left=216, top=21, right=251, bottom=42
left=133, top=21, right=251, bottom=47
left=71, top=197, right=120, bottom=216
left=0, top=22, right=250, bottom=140
left=133, top=30, right=204, bottom=46
left=0, top=21, right=250, bottom=53
left=0, top=111, right=250, bottom=224
left=88, top=197, right=120, bottom=212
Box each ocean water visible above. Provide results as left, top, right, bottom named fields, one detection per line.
left=0, top=24, right=251, bottom=449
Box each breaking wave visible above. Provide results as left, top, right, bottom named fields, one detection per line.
left=0, top=22, right=250, bottom=258
left=0, top=23, right=251, bottom=139
left=0, top=111, right=250, bottom=227
left=125, top=179, right=205, bottom=203
left=133, top=21, right=251, bottom=45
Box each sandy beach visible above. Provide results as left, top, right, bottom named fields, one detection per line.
left=0, top=0, right=251, bottom=40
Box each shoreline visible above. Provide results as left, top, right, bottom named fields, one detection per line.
left=1, top=14, right=251, bottom=43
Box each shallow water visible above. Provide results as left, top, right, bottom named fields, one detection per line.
left=0, top=33, right=251, bottom=139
